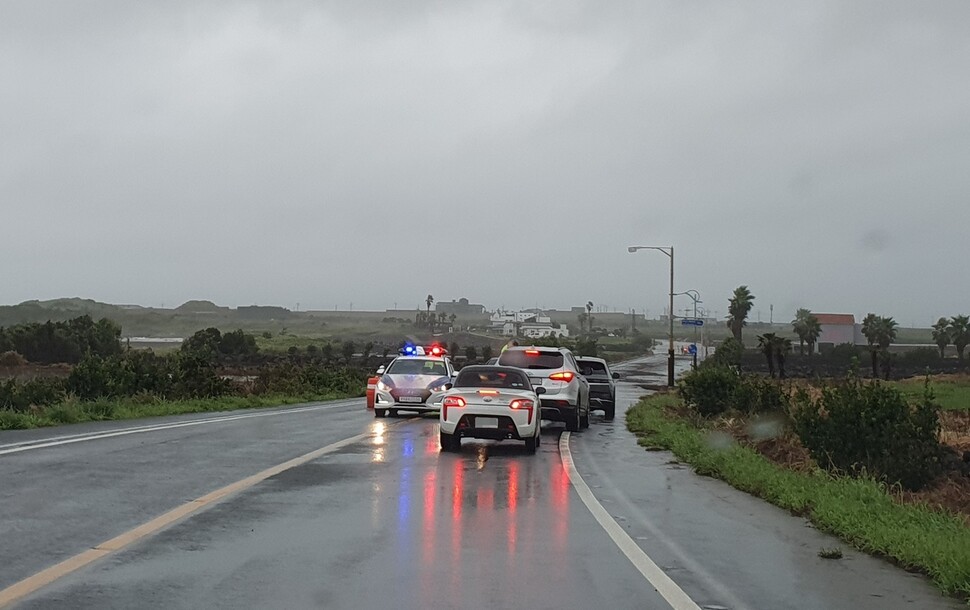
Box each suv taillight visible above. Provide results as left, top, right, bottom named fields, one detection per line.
left=548, top=371, right=575, bottom=382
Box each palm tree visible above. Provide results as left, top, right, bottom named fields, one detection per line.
left=577, top=313, right=588, bottom=334
left=932, top=317, right=951, bottom=359
left=727, top=286, right=755, bottom=343
left=586, top=301, right=594, bottom=334
left=425, top=295, right=435, bottom=332
left=757, top=333, right=792, bottom=379
left=804, top=316, right=821, bottom=355
left=792, top=308, right=811, bottom=355
left=861, top=313, right=880, bottom=377
left=757, top=333, right=778, bottom=378
left=949, top=315, right=970, bottom=364
left=862, top=315, right=898, bottom=379
left=777, top=337, right=792, bottom=378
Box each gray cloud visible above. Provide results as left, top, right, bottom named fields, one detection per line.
left=2, top=1, right=968, bottom=324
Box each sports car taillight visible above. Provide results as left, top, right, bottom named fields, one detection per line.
left=442, top=396, right=465, bottom=420
left=510, top=399, right=534, bottom=425
left=548, top=371, right=575, bottom=382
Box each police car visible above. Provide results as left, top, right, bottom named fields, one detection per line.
left=373, top=344, right=456, bottom=418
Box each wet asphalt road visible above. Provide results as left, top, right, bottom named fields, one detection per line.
left=0, top=356, right=961, bottom=609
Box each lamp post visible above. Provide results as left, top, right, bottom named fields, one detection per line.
left=627, top=245, right=675, bottom=387
left=675, top=290, right=702, bottom=369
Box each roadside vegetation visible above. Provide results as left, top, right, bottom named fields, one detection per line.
left=629, top=283, right=970, bottom=600
left=627, top=388, right=970, bottom=600
left=0, top=319, right=369, bottom=430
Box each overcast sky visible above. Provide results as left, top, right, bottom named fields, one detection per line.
left=2, top=1, right=968, bottom=325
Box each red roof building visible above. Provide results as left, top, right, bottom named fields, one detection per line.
left=815, top=313, right=860, bottom=347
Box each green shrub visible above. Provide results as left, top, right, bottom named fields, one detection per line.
left=704, top=337, right=743, bottom=368
left=678, top=366, right=741, bottom=416
left=0, top=351, right=27, bottom=367
left=738, top=375, right=790, bottom=413
left=792, top=375, right=945, bottom=491
left=825, top=342, right=865, bottom=364
left=0, top=378, right=65, bottom=412
left=895, top=347, right=942, bottom=368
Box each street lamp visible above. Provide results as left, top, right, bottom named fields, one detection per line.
left=627, top=245, right=675, bottom=387
left=674, top=290, right=702, bottom=369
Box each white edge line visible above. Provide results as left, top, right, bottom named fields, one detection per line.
left=0, top=399, right=361, bottom=456
left=559, top=432, right=702, bottom=610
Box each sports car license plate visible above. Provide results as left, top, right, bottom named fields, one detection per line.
left=399, top=396, right=423, bottom=403
left=476, top=417, right=498, bottom=428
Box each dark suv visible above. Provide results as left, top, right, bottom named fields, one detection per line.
left=576, top=357, right=619, bottom=420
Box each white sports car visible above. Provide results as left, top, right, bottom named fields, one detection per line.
left=438, top=365, right=544, bottom=454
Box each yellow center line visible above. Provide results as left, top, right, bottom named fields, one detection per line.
left=0, top=428, right=379, bottom=608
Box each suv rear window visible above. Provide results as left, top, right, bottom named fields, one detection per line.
left=498, top=350, right=564, bottom=370
left=578, top=360, right=608, bottom=375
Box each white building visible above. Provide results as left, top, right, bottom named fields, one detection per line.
left=520, top=323, right=569, bottom=339
left=494, top=309, right=568, bottom=338
left=490, top=310, right=551, bottom=326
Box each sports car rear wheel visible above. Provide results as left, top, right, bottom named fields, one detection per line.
left=524, top=436, right=537, bottom=454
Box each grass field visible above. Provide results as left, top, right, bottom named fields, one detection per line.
left=893, top=376, right=970, bottom=412
left=626, top=394, right=970, bottom=600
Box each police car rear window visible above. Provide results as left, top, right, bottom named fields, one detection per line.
left=498, top=350, right=564, bottom=370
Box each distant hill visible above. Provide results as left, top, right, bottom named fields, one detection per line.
left=21, top=297, right=117, bottom=312
left=0, top=298, right=125, bottom=327
left=175, top=300, right=230, bottom=314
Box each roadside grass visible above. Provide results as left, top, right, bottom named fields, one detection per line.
left=893, top=376, right=970, bottom=412
left=626, top=394, right=970, bottom=600
left=0, top=391, right=357, bottom=431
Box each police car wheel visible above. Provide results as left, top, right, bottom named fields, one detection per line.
left=374, top=409, right=387, bottom=418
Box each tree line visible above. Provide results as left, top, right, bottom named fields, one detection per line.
left=0, top=316, right=122, bottom=364
left=722, top=285, right=969, bottom=378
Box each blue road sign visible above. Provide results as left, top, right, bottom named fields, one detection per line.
left=681, top=318, right=704, bottom=326
left=688, top=344, right=697, bottom=355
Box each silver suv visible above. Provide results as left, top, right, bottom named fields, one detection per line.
left=496, top=346, right=590, bottom=431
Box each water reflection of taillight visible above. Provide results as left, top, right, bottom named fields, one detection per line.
left=551, top=460, right=569, bottom=550
left=508, top=461, right=519, bottom=555
left=442, top=395, right=465, bottom=421
left=452, top=458, right=463, bottom=520
left=423, top=469, right=436, bottom=564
